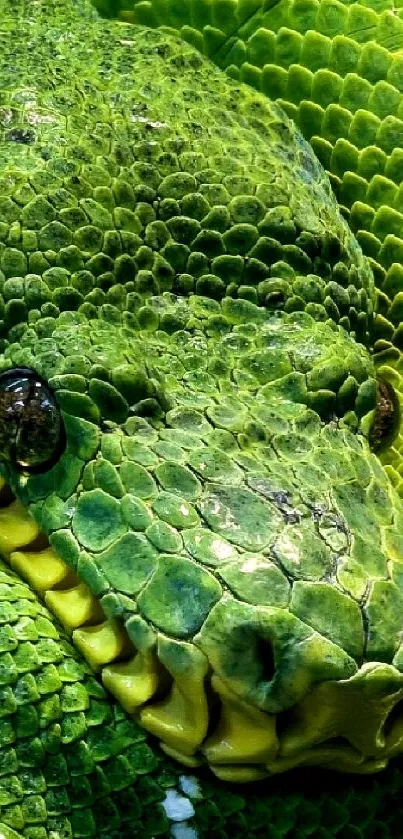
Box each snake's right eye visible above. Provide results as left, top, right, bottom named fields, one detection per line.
left=369, top=378, right=400, bottom=454
left=0, top=367, right=65, bottom=473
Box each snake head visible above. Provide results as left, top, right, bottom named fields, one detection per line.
left=0, top=293, right=402, bottom=783
left=0, top=15, right=403, bottom=785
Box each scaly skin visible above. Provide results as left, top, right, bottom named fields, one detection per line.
left=95, top=0, right=403, bottom=480
left=1, top=0, right=403, bottom=836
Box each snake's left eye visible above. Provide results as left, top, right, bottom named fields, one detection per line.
left=369, top=378, right=400, bottom=454
left=0, top=367, right=65, bottom=472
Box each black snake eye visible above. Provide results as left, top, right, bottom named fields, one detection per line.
left=369, top=378, right=400, bottom=454
left=0, top=367, right=65, bottom=472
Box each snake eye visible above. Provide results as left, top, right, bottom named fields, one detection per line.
left=369, top=378, right=400, bottom=454
left=0, top=367, right=65, bottom=472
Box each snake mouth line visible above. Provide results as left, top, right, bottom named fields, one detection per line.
left=3, top=476, right=403, bottom=784
left=0, top=476, right=274, bottom=783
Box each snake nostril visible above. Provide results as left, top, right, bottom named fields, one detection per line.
left=382, top=698, right=403, bottom=743
left=256, top=636, right=276, bottom=685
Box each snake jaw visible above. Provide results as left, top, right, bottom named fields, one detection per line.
left=3, top=384, right=403, bottom=786
left=1, top=303, right=403, bottom=783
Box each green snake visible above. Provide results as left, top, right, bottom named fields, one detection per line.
left=2, top=0, right=403, bottom=835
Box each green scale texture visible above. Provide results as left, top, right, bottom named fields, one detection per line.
left=100, top=0, right=403, bottom=518
left=0, top=558, right=186, bottom=839
left=1, top=0, right=403, bottom=836
left=108, top=0, right=403, bottom=337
